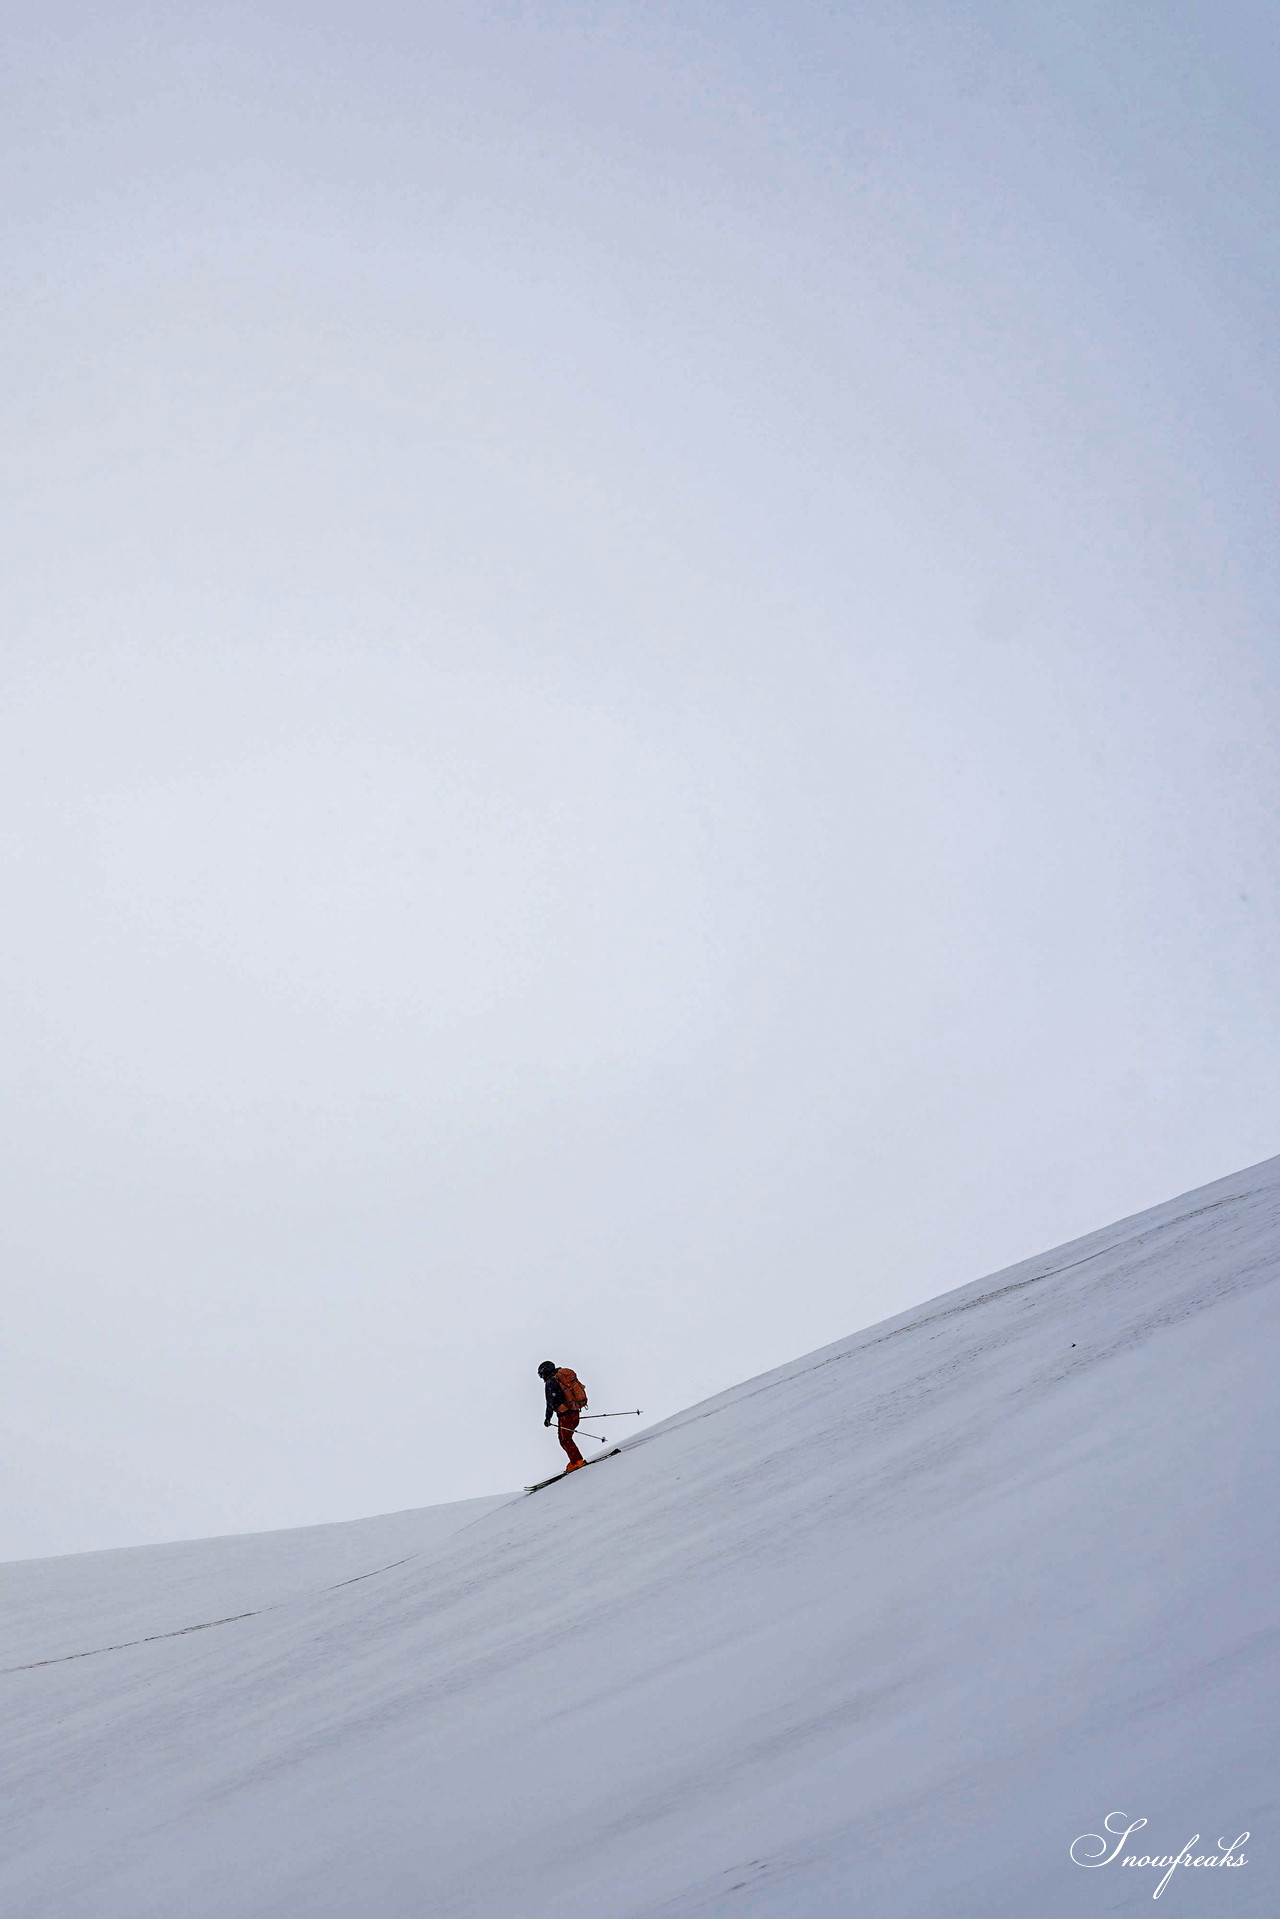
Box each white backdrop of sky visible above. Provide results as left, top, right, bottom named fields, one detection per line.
left=2, top=0, right=1277, bottom=1557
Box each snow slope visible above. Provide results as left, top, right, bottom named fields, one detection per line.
left=0, top=1495, right=509, bottom=1672
left=3, top=1158, right=1277, bottom=1917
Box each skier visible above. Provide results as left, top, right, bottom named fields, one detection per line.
left=538, top=1360, right=588, bottom=1472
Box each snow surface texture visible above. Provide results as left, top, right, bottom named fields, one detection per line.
left=3, top=1159, right=1276, bottom=1917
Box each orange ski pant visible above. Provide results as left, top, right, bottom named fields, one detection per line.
left=557, top=1410, right=584, bottom=1465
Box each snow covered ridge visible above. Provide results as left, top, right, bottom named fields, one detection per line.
left=3, top=1157, right=1277, bottom=1917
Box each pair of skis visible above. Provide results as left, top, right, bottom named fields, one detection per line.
left=525, top=1448, right=621, bottom=1493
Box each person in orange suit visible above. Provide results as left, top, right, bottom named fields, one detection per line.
left=538, top=1360, right=587, bottom=1471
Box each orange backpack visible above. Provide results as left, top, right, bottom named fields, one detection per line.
left=556, top=1367, right=587, bottom=1412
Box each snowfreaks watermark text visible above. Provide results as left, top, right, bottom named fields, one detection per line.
left=1070, top=1813, right=1249, bottom=1898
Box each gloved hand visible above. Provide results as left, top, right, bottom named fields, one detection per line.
left=544, top=1417, right=551, bottom=1427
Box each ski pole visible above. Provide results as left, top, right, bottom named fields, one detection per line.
left=547, top=1412, right=642, bottom=1446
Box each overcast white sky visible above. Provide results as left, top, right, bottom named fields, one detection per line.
left=3, top=1, right=1277, bottom=1559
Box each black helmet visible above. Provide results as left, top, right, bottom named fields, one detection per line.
left=537, top=1360, right=557, bottom=1379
